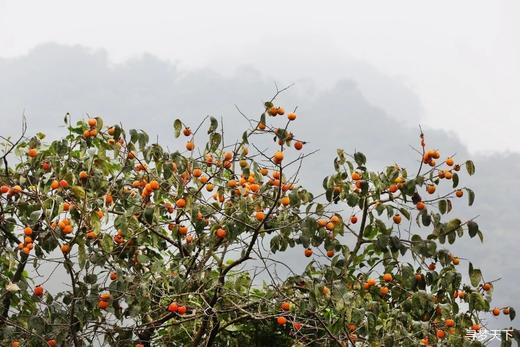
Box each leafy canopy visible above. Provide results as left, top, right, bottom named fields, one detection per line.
left=0, top=94, right=517, bottom=347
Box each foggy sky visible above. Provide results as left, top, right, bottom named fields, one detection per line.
left=1, top=0, right=520, bottom=153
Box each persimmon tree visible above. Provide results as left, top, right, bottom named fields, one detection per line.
left=0, top=92, right=517, bottom=346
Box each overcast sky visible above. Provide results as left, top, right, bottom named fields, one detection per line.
left=1, top=0, right=519, bottom=154
left=0, top=0, right=518, bottom=336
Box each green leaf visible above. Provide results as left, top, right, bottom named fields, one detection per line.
left=469, top=292, right=489, bottom=311
left=94, top=117, right=103, bottom=132
left=399, top=208, right=411, bottom=220
left=101, top=234, right=113, bottom=253
left=452, top=173, right=459, bottom=188
left=137, top=254, right=149, bottom=264
left=336, top=149, right=346, bottom=164
left=299, top=235, right=310, bottom=248
left=446, top=218, right=462, bottom=231
left=346, top=193, right=359, bottom=207
left=91, top=212, right=101, bottom=234
left=322, top=176, right=329, bottom=190
left=401, top=264, right=415, bottom=289
left=465, top=160, right=476, bottom=176
left=259, top=113, right=266, bottom=126
left=438, top=249, right=451, bottom=266
left=333, top=157, right=340, bottom=171
left=466, top=188, right=475, bottom=206
left=404, top=179, right=416, bottom=194
left=210, top=133, right=221, bottom=151
left=270, top=235, right=280, bottom=253
left=375, top=234, right=389, bottom=251
left=242, top=131, right=249, bottom=144
left=375, top=203, right=385, bottom=216
left=386, top=166, right=400, bottom=183
left=421, top=212, right=431, bottom=227
left=173, top=119, right=182, bottom=138
left=439, top=200, right=447, bottom=214
left=363, top=224, right=378, bottom=239
left=71, top=186, right=86, bottom=199
left=353, top=152, right=366, bottom=166
left=138, top=131, right=149, bottom=150
left=129, top=129, right=138, bottom=143
left=85, top=274, right=98, bottom=284
left=78, top=242, right=86, bottom=269
left=467, top=220, right=479, bottom=238
left=447, top=231, right=456, bottom=244
left=208, top=117, right=218, bottom=134
left=468, top=262, right=482, bottom=287
left=325, top=189, right=332, bottom=202
left=225, top=324, right=241, bottom=332
left=29, top=210, right=42, bottom=224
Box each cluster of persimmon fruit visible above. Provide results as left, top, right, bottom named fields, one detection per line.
left=3, top=103, right=509, bottom=347
left=0, top=183, right=23, bottom=196
left=419, top=149, right=464, bottom=207
left=82, top=117, right=99, bottom=138
left=275, top=301, right=303, bottom=333
left=166, top=302, right=188, bottom=315
left=98, top=291, right=111, bottom=310
left=263, top=104, right=304, bottom=150
left=108, top=114, right=301, bottom=246
left=264, top=127, right=507, bottom=345
left=0, top=147, right=41, bottom=200
left=14, top=226, right=34, bottom=255
left=419, top=314, right=503, bottom=346
left=361, top=273, right=393, bottom=295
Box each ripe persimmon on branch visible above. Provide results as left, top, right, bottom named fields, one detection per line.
left=0, top=89, right=517, bottom=347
